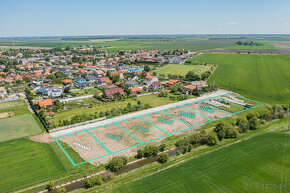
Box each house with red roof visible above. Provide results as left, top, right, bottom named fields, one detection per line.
left=33, top=99, right=53, bottom=109
left=99, top=77, right=111, bottom=84
left=103, top=88, right=124, bottom=98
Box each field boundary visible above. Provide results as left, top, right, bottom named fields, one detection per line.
left=54, top=92, right=264, bottom=166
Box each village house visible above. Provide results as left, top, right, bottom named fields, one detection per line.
left=33, top=98, right=53, bottom=110
left=182, top=85, right=197, bottom=95
left=103, top=87, right=124, bottom=98
left=125, top=80, right=138, bottom=88
left=143, top=73, right=158, bottom=87
left=36, top=87, right=63, bottom=98
left=148, top=81, right=164, bottom=91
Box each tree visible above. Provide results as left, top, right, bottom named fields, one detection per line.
left=143, top=145, right=159, bottom=157
left=249, top=117, right=259, bottom=130
left=159, top=144, right=166, bottom=152
left=136, top=149, right=144, bottom=158
left=107, top=156, right=128, bottom=172
left=214, top=123, right=226, bottom=141
left=144, top=65, right=150, bottom=72
left=205, top=132, right=218, bottom=146
left=64, top=86, right=70, bottom=93
left=157, top=153, right=169, bottom=163
left=236, top=118, right=250, bottom=133
left=185, top=70, right=200, bottom=81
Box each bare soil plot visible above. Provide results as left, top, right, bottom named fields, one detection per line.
left=58, top=131, right=108, bottom=164
left=88, top=124, right=139, bottom=153
left=142, top=112, right=189, bottom=134
left=116, top=118, right=167, bottom=143
left=184, top=102, right=230, bottom=120
left=204, top=98, right=244, bottom=114
left=30, top=133, right=54, bottom=143
left=221, top=94, right=260, bottom=107
left=164, top=107, right=210, bottom=128
left=0, top=112, right=14, bottom=119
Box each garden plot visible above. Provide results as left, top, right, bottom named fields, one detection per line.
left=184, top=102, right=230, bottom=120
left=116, top=118, right=167, bottom=143
left=142, top=112, right=189, bottom=134
left=88, top=124, right=140, bottom=154
left=204, top=98, right=244, bottom=114
left=164, top=107, right=211, bottom=128
left=57, top=131, right=109, bottom=163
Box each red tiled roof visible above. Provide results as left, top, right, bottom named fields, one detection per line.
left=62, top=79, right=72, bottom=83
left=33, top=99, right=53, bottom=107
left=146, top=73, right=155, bottom=79
left=100, top=77, right=110, bottom=82
left=131, top=87, right=143, bottom=93
left=182, top=85, right=197, bottom=90
left=104, top=88, right=124, bottom=98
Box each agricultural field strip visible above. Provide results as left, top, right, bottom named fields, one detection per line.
left=55, top=93, right=263, bottom=166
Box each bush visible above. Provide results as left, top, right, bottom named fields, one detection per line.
left=176, top=150, right=181, bottom=155
left=159, top=144, right=166, bottom=152
left=106, top=156, right=128, bottom=172
left=158, top=153, right=169, bottom=163
left=46, top=181, right=54, bottom=191
left=143, top=145, right=159, bottom=157
left=57, top=187, right=66, bottom=193
left=101, top=171, right=114, bottom=182
left=136, top=149, right=144, bottom=159
left=83, top=175, right=103, bottom=189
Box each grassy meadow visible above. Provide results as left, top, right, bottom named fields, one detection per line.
left=0, top=138, right=66, bottom=192
left=97, top=121, right=289, bottom=193
left=152, top=64, right=212, bottom=76
left=192, top=53, right=290, bottom=104
left=0, top=100, right=42, bottom=142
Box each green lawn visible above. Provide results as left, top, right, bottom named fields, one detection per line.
left=105, top=122, right=290, bottom=193
left=0, top=100, right=42, bottom=142
left=192, top=53, right=290, bottom=104
left=0, top=99, right=30, bottom=115
left=0, top=114, right=42, bottom=142
left=152, top=64, right=212, bottom=76
left=0, top=138, right=66, bottom=192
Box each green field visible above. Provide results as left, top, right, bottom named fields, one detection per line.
left=0, top=39, right=238, bottom=51
left=192, top=53, right=290, bottom=104
left=152, top=64, right=212, bottom=76
left=53, top=94, right=187, bottom=126
left=0, top=99, right=30, bottom=115
left=0, top=114, right=42, bottom=142
left=224, top=43, right=277, bottom=50
left=0, top=138, right=66, bottom=192
left=0, top=100, right=42, bottom=142
left=104, top=121, right=289, bottom=193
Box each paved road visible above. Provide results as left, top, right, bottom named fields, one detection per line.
left=50, top=90, right=228, bottom=138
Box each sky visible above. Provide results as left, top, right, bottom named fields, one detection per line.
left=0, top=0, right=289, bottom=37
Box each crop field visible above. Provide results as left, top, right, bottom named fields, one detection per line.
left=0, top=138, right=66, bottom=192
left=192, top=53, right=290, bottom=104
left=152, top=64, right=212, bottom=76
left=106, top=121, right=289, bottom=193
left=223, top=42, right=277, bottom=50
left=54, top=93, right=263, bottom=166
left=0, top=100, right=42, bottom=142
left=0, top=38, right=238, bottom=51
